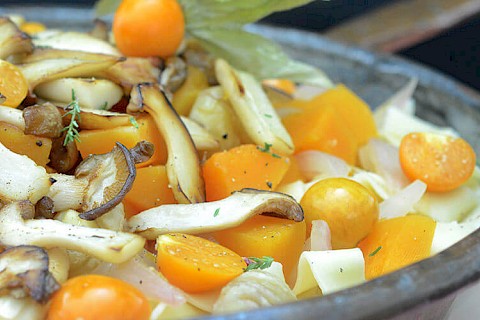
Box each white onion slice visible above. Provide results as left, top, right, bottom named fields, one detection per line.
left=358, top=138, right=410, bottom=193
left=310, top=220, right=332, bottom=251
left=91, top=253, right=186, bottom=305
left=293, top=84, right=328, bottom=100
left=379, top=180, right=427, bottom=220
left=295, top=150, right=350, bottom=181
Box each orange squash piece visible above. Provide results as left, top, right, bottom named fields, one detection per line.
left=0, top=121, right=52, bottom=167
left=278, top=156, right=305, bottom=185
left=214, top=215, right=306, bottom=279
left=77, top=114, right=167, bottom=167
left=358, top=214, right=436, bottom=280
left=203, top=144, right=291, bottom=201
left=123, top=165, right=175, bottom=217
left=282, top=84, right=377, bottom=164
left=156, top=233, right=246, bottom=293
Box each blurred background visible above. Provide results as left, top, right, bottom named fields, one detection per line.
left=2, top=0, right=479, bottom=90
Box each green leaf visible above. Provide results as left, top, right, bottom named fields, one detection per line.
left=245, top=256, right=274, bottom=271
left=179, top=0, right=315, bottom=28
left=192, top=27, right=332, bottom=87
left=94, top=0, right=122, bottom=17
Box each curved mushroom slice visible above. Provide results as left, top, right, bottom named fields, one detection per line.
left=0, top=201, right=145, bottom=264
left=99, top=57, right=161, bottom=94
left=35, top=78, right=124, bottom=111
left=47, top=173, right=87, bottom=213
left=128, top=189, right=303, bottom=240
left=33, top=31, right=120, bottom=56
left=0, top=141, right=51, bottom=203
left=18, top=48, right=123, bottom=91
left=127, top=83, right=205, bottom=204
left=215, top=59, right=294, bottom=155
left=49, top=135, right=80, bottom=173
left=89, top=19, right=109, bottom=42
left=181, top=116, right=220, bottom=151
left=160, top=56, right=187, bottom=93
left=0, top=245, right=60, bottom=303
left=0, top=17, right=33, bottom=59
left=57, top=108, right=131, bottom=130
left=75, top=142, right=137, bottom=220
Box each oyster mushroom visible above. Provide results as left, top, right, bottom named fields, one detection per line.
left=160, top=56, right=187, bottom=93
left=127, top=83, right=205, bottom=204
left=215, top=59, right=294, bottom=155
left=181, top=116, right=220, bottom=151
left=89, top=19, right=109, bottom=42
left=0, top=245, right=60, bottom=303
left=0, top=17, right=33, bottom=59
left=18, top=48, right=123, bottom=91
left=128, top=189, right=303, bottom=240
left=48, top=134, right=80, bottom=173
left=57, top=108, right=131, bottom=130
left=0, top=141, right=51, bottom=203
left=0, top=201, right=145, bottom=264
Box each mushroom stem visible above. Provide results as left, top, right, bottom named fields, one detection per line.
left=127, top=83, right=205, bottom=204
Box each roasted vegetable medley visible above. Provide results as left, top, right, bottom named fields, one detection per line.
left=0, top=1, right=479, bottom=319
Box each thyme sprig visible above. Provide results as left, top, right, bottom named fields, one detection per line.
left=244, top=256, right=274, bottom=272
left=62, top=89, right=81, bottom=146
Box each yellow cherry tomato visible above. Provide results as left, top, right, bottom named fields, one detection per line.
left=300, top=177, right=379, bottom=249
left=0, top=59, right=28, bottom=108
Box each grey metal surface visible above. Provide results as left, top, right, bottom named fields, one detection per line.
left=1, top=4, right=480, bottom=320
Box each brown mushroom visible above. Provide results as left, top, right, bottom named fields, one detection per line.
left=0, top=245, right=60, bottom=303
left=0, top=17, right=33, bottom=60
left=23, top=102, right=63, bottom=138
left=49, top=134, right=80, bottom=173
left=160, top=56, right=187, bottom=93
left=127, top=83, right=205, bottom=204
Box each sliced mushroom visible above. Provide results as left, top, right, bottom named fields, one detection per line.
left=23, top=102, right=63, bottom=138
left=0, top=141, right=51, bottom=203
left=215, top=59, right=294, bottom=155
left=0, top=201, right=145, bottom=264
left=18, top=48, right=123, bottom=91
left=32, top=31, right=120, bottom=56
left=100, top=57, right=161, bottom=94
left=35, top=78, right=124, bottom=110
left=57, top=107, right=131, bottom=130
left=0, top=17, right=33, bottom=59
left=181, top=116, right=220, bottom=151
left=0, top=105, right=25, bottom=130
left=160, top=56, right=187, bottom=93
left=127, top=83, right=205, bottom=204
left=47, top=173, right=88, bottom=213
left=183, top=40, right=216, bottom=85
left=48, top=134, right=80, bottom=173
left=0, top=245, right=60, bottom=303
left=34, top=196, right=54, bottom=219
left=75, top=142, right=137, bottom=220
left=128, top=189, right=303, bottom=240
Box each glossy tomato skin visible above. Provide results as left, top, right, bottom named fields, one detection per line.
left=47, top=275, right=151, bottom=320
left=113, top=0, right=185, bottom=58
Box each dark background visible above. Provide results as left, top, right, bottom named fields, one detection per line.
left=2, top=0, right=479, bottom=91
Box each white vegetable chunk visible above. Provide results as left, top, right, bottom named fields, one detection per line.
left=431, top=221, right=480, bottom=255
left=379, top=180, right=427, bottom=220
left=0, top=296, right=45, bottom=320
left=0, top=105, right=25, bottom=129
left=0, top=142, right=51, bottom=203
left=0, top=202, right=145, bottom=264
left=293, top=249, right=365, bottom=296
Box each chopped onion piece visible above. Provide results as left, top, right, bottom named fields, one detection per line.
left=310, top=220, right=332, bottom=251
left=379, top=180, right=427, bottom=220
left=293, top=84, right=328, bottom=100
left=431, top=221, right=479, bottom=255
left=295, top=150, right=350, bottom=181
left=375, top=78, right=418, bottom=117
left=92, top=254, right=186, bottom=305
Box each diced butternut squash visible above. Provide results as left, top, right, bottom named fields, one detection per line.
left=77, top=114, right=167, bottom=167
left=283, top=103, right=357, bottom=164
left=172, top=66, right=209, bottom=116
left=282, top=84, right=377, bottom=164
left=214, top=215, right=306, bottom=278
left=358, top=214, right=436, bottom=280
left=123, top=165, right=175, bottom=217
left=0, top=121, right=51, bottom=167
left=203, top=144, right=290, bottom=201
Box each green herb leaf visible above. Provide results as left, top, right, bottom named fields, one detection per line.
left=191, top=27, right=332, bottom=87
left=244, top=256, right=274, bottom=271
left=129, top=116, right=139, bottom=129
left=369, top=246, right=382, bottom=257
left=257, top=142, right=282, bottom=159
left=61, top=89, right=82, bottom=146
left=94, top=0, right=121, bottom=17
left=213, top=208, right=220, bottom=217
